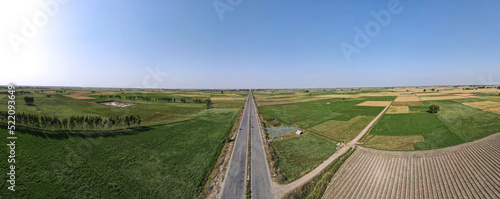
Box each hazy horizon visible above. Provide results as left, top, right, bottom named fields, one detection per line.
left=2, top=1, right=500, bottom=88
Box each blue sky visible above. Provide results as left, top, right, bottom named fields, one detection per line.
left=1, top=0, right=499, bottom=88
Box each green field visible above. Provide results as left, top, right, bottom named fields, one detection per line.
left=257, top=93, right=394, bottom=183
left=0, top=89, right=247, bottom=129
left=271, top=133, right=336, bottom=183
left=426, top=100, right=500, bottom=141
left=364, top=112, right=463, bottom=150
left=259, top=97, right=393, bottom=129
left=0, top=88, right=246, bottom=198
left=0, top=108, right=240, bottom=198
left=363, top=99, right=500, bottom=150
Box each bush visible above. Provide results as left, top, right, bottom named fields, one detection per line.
left=429, top=104, right=440, bottom=113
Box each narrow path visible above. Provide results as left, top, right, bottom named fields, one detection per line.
left=272, top=101, right=393, bottom=198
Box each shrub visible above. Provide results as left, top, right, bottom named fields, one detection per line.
left=429, top=104, right=440, bottom=113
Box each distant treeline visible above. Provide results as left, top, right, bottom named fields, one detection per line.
left=99, top=95, right=211, bottom=104
left=0, top=111, right=141, bottom=130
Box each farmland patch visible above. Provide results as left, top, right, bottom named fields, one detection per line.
left=394, top=95, right=420, bottom=102
left=386, top=105, right=409, bottom=114
left=362, top=134, right=425, bottom=150
left=421, top=95, right=467, bottom=101
left=356, top=101, right=391, bottom=107
left=271, top=133, right=336, bottom=183
left=463, top=100, right=500, bottom=114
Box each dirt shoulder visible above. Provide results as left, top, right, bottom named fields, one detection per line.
left=203, top=98, right=247, bottom=199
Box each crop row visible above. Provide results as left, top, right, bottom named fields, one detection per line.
left=323, top=133, right=500, bottom=199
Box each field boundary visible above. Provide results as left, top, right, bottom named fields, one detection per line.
left=359, top=132, right=500, bottom=157
left=273, top=101, right=393, bottom=198
left=0, top=113, right=197, bottom=133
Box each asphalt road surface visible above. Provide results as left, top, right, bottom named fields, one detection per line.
left=249, top=93, right=273, bottom=199
left=219, top=93, right=251, bottom=199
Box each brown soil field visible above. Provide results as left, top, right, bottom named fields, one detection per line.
left=211, top=97, right=234, bottom=101
left=413, top=92, right=447, bottom=96
left=428, top=88, right=499, bottom=95
left=356, top=101, right=392, bottom=107
left=386, top=106, right=410, bottom=114
left=463, top=101, right=500, bottom=114
left=63, top=94, right=95, bottom=99
left=357, top=92, right=400, bottom=97
left=392, top=101, right=424, bottom=106
left=463, top=100, right=500, bottom=109
left=323, top=133, right=500, bottom=199
left=394, top=95, right=421, bottom=102
left=421, top=96, right=467, bottom=101
left=454, top=93, right=475, bottom=97
left=42, top=91, right=57, bottom=94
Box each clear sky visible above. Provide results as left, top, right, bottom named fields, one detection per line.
left=1, top=0, right=499, bottom=89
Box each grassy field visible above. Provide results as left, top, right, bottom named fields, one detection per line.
left=425, top=100, right=500, bottom=141
left=0, top=108, right=241, bottom=199
left=363, top=97, right=500, bottom=150
left=257, top=91, right=395, bottom=183
left=259, top=97, right=394, bottom=129
left=270, top=133, right=337, bottom=183
left=363, top=112, right=463, bottom=150
left=0, top=88, right=247, bottom=129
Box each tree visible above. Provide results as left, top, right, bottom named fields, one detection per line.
left=24, top=96, right=34, bottom=105
left=46, top=94, right=51, bottom=98
left=206, top=98, right=212, bottom=108
left=429, top=104, right=440, bottom=113
left=423, top=89, right=427, bottom=92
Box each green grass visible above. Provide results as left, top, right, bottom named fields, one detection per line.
left=365, top=99, right=500, bottom=150
left=311, top=116, right=375, bottom=141
left=409, top=106, right=430, bottom=113
left=367, top=113, right=463, bottom=150
left=284, top=148, right=356, bottom=199
left=0, top=108, right=240, bottom=199
left=259, top=97, right=392, bottom=129
left=0, top=90, right=247, bottom=129
left=424, top=100, right=500, bottom=141
left=271, top=133, right=336, bottom=183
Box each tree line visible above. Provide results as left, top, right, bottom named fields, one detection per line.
left=24, top=96, right=35, bottom=105
left=0, top=111, right=141, bottom=130
left=104, top=95, right=212, bottom=107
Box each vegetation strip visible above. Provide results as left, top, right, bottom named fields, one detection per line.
left=283, top=148, right=356, bottom=199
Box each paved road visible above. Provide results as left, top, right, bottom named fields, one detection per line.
left=249, top=92, right=273, bottom=199
left=219, top=93, right=251, bottom=199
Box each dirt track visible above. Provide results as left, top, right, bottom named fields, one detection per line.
left=322, top=133, right=500, bottom=199
left=271, top=102, right=393, bottom=198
